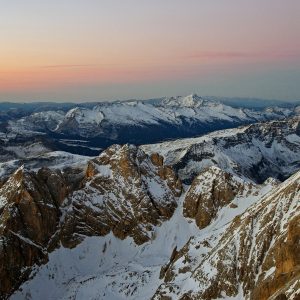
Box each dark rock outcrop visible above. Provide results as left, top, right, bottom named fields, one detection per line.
left=183, top=167, right=249, bottom=228
left=0, top=167, right=69, bottom=297
left=154, top=170, right=300, bottom=300
left=59, top=144, right=182, bottom=247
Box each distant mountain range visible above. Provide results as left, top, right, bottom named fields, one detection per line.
left=1, top=94, right=299, bottom=112
left=0, top=94, right=299, bottom=158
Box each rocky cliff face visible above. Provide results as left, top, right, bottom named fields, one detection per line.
left=183, top=166, right=256, bottom=229
left=0, top=167, right=70, bottom=297
left=154, top=170, right=300, bottom=300
left=0, top=145, right=181, bottom=298
left=59, top=144, right=182, bottom=247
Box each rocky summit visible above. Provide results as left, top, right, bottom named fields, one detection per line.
left=154, top=169, right=300, bottom=300
left=0, top=144, right=181, bottom=298
left=0, top=116, right=299, bottom=300
left=58, top=144, right=182, bottom=247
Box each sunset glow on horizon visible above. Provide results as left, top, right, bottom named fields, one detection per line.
left=1, top=0, right=300, bottom=102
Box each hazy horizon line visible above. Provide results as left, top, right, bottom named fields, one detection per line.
left=0, top=94, right=299, bottom=105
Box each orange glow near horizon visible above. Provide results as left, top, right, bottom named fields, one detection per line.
left=1, top=53, right=298, bottom=93
left=1, top=0, right=299, bottom=101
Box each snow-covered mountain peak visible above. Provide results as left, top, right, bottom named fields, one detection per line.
left=65, top=107, right=104, bottom=125
left=160, top=94, right=208, bottom=108
left=15, top=93, right=292, bottom=142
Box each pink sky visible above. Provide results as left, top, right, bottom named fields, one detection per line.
left=1, top=0, right=299, bottom=101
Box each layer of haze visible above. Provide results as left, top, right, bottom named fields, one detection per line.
left=1, top=0, right=300, bottom=102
